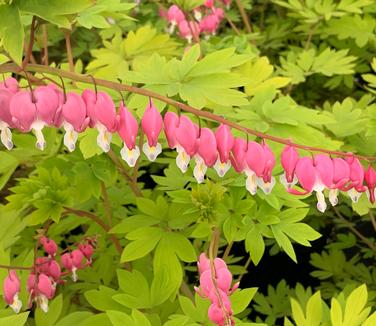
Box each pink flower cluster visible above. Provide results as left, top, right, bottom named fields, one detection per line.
left=1, top=78, right=375, bottom=211
left=162, top=0, right=230, bottom=42
left=280, top=146, right=376, bottom=212
left=195, top=253, right=237, bottom=326
left=3, top=236, right=94, bottom=313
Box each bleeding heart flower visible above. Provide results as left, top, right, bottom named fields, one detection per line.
left=328, top=157, right=350, bottom=206
left=27, top=273, right=55, bottom=313
left=61, top=250, right=84, bottom=282
left=78, top=243, right=94, bottom=263
left=40, top=237, right=58, bottom=257
left=141, top=99, right=163, bottom=161
left=194, top=127, right=218, bottom=183
left=10, top=90, right=37, bottom=133
left=167, top=5, right=185, bottom=33
left=178, top=20, right=200, bottom=43
left=346, top=156, right=366, bottom=203
left=82, top=89, right=118, bottom=152
left=163, top=111, right=179, bottom=149
left=118, top=102, right=140, bottom=167
left=245, top=141, right=266, bottom=195
left=0, top=89, right=15, bottom=150
left=256, top=141, right=276, bottom=194
left=230, top=138, right=247, bottom=173
left=279, top=145, right=299, bottom=189
left=200, top=14, right=220, bottom=36
left=175, top=115, right=199, bottom=173
left=214, top=124, right=234, bottom=177
left=365, top=165, right=376, bottom=204
left=0, top=77, right=19, bottom=94
left=59, top=92, right=90, bottom=152
left=3, top=270, right=22, bottom=313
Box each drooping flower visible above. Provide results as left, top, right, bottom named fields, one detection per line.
left=174, top=115, right=199, bottom=173
left=78, top=243, right=94, bottom=263
left=245, top=141, right=266, bottom=195
left=163, top=111, right=179, bottom=149
left=230, top=138, right=247, bottom=173
left=9, top=91, right=37, bottom=133
left=27, top=273, right=55, bottom=312
left=141, top=99, right=163, bottom=161
left=346, top=156, right=366, bottom=203
left=288, top=156, right=332, bottom=212
left=40, top=237, right=58, bottom=257
left=214, top=124, right=234, bottom=177
left=365, top=165, right=376, bottom=204
left=194, top=127, right=217, bottom=183
left=118, top=102, right=140, bottom=167
left=199, top=13, right=221, bottom=36
left=58, top=92, right=90, bottom=152
left=328, top=157, right=350, bottom=206
left=178, top=20, right=200, bottom=43
left=256, top=141, right=276, bottom=194
left=3, top=270, right=22, bottom=313
left=194, top=253, right=237, bottom=326
left=82, top=89, right=118, bottom=152
left=0, top=89, right=16, bottom=150
left=0, top=77, right=19, bottom=94
left=167, top=5, right=185, bottom=33
left=279, top=145, right=299, bottom=189
left=61, top=249, right=84, bottom=282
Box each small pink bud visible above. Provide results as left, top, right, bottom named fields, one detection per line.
left=40, top=237, right=58, bottom=256
left=365, top=165, right=376, bottom=204
left=79, top=243, right=94, bottom=261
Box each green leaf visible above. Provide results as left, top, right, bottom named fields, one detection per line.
left=55, top=312, right=94, bottom=326
left=121, top=227, right=163, bottom=262
left=245, top=225, right=265, bottom=266
left=0, top=312, right=30, bottom=325
left=164, top=232, right=197, bottom=262
left=106, top=311, right=134, bottom=326
left=343, top=284, right=368, bottom=323
left=330, top=298, right=343, bottom=325
left=231, top=288, right=258, bottom=314
left=0, top=4, right=24, bottom=64
left=305, top=291, right=322, bottom=326
left=132, top=310, right=151, bottom=326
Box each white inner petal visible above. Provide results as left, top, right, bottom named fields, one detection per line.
left=316, top=191, right=327, bottom=213
left=10, top=294, right=22, bottom=314
left=329, top=189, right=339, bottom=206
left=96, top=124, right=112, bottom=153
left=120, top=145, right=140, bottom=167
left=245, top=172, right=257, bottom=195
left=347, top=188, right=361, bottom=203
left=0, top=125, right=13, bottom=150
left=63, top=123, right=78, bottom=152
left=142, top=142, right=162, bottom=162
left=176, top=149, right=190, bottom=173
left=38, top=294, right=49, bottom=313
left=34, top=127, right=46, bottom=151
left=193, top=157, right=207, bottom=183
left=213, top=158, right=231, bottom=177
left=257, top=176, right=276, bottom=195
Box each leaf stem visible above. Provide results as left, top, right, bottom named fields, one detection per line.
left=64, top=30, right=74, bottom=73
left=1, top=63, right=376, bottom=162
left=42, top=24, right=49, bottom=65
left=101, top=181, right=113, bottom=227
left=235, top=0, right=252, bottom=34
left=22, top=16, right=37, bottom=69
left=333, top=207, right=376, bottom=254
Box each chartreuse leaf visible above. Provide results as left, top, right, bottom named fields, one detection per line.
left=0, top=4, right=24, bottom=65
left=79, top=313, right=112, bottom=326
left=17, top=0, right=94, bottom=28
left=343, top=284, right=369, bottom=324
left=121, top=227, right=163, bottom=262
left=55, top=312, right=94, bottom=326
left=290, top=291, right=322, bottom=326
left=84, top=286, right=125, bottom=311
left=0, top=312, right=30, bottom=325
left=231, top=288, right=258, bottom=314
left=126, top=46, right=249, bottom=109
left=237, top=56, right=290, bottom=96
left=245, top=224, right=265, bottom=265
left=114, top=269, right=151, bottom=309
left=106, top=311, right=134, bottom=326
